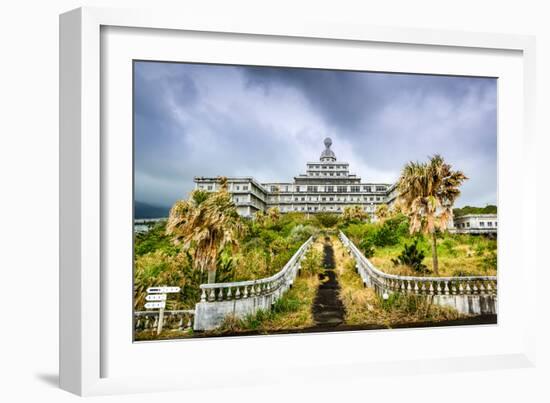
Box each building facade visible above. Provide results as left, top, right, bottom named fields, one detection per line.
left=450, top=214, right=498, bottom=235
left=194, top=138, right=392, bottom=218
left=194, top=137, right=498, bottom=232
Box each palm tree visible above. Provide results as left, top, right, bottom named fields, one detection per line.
left=267, top=207, right=281, bottom=222
left=375, top=203, right=390, bottom=223
left=166, top=177, right=247, bottom=284
left=343, top=205, right=369, bottom=223
left=396, top=155, right=467, bottom=275
left=254, top=210, right=267, bottom=226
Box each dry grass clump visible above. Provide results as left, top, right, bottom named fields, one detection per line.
left=332, top=236, right=463, bottom=327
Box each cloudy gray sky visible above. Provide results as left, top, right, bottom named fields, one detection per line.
left=134, top=61, right=497, bottom=209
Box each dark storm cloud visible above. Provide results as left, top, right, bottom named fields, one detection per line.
left=134, top=61, right=497, bottom=209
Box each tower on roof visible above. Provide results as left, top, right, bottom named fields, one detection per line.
left=320, top=137, right=336, bottom=162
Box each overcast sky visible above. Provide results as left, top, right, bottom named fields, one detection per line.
left=134, top=61, right=497, bottom=209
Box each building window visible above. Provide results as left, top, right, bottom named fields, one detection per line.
left=351, top=186, right=360, bottom=192
left=495, top=222, right=498, bottom=226
left=327, top=186, right=334, bottom=193
left=207, top=185, right=213, bottom=190
left=337, top=186, right=347, bottom=193
left=363, top=186, right=370, bottom=191
left=322, top=197, right=326, bottom=201
left=467, top=223, right=470, bottom=228
left=488, top=222, right=493, bottom=227
left=480, top=222, right=485, bottom=227
left=243, top=185, right=249, bottom=191
left=376, top=186, right=386, bottom=192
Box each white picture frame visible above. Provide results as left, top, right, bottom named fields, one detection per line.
left=60, top=6, right=537, bottom=396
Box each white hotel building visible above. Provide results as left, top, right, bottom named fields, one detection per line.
left=193, top=137, right=497, bottom=234
left=194, top=138, right=395, bottom=218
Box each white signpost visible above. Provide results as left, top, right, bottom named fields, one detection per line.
left=147, top=286, right=180, bottom=294
left=145, top=294, right=167, bottom=301
left=144, top=301, right=166, bottom=309
left=144, top=286, right=181, bottom=334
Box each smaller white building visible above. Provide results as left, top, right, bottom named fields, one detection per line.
left=451, top=214, right=498, bottom=235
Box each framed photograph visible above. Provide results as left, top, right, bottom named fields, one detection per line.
left=60, top=7, right=537, bottom=396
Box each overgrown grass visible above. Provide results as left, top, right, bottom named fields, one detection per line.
left=370, top=233, right=497, bottom=277
left=209, top=274, right=320, bottom=335
left=332, top=236, right=463, bottom=327
left=204, top=240, right=325, bottom=335
left=134, top=328, right=194, bottom=341
left=341, top=217, right=497, bottom=277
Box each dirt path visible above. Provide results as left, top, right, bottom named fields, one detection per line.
left=312, top=237, right=346, bottom=327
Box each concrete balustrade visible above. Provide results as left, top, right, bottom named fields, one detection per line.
left=193, top=236, right=314, bottom=331
left=134, top=310, right=195, bottom=333
left=339, top=231, right=497, bottom=315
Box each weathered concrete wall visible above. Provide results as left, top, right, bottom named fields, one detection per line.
left=371, top=283, right=497, bottom=316
left=194, top=294, right=275, bottom=331
left=432, top=294, right=497, bottom=315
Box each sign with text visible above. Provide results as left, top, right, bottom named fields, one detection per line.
left=144, top=301, right=166, bottom=309
left=145, top=294, right=167, bottom=301
left=147, top=286, right=180, bottom=294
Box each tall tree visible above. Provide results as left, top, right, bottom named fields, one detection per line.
left=166, top=177, right=247, bottom=283
left=267, top=207, right=281, bottom=222
left=343, top=205, right=369, bottom=223
left=375, top=203, right=390, bottom=223
left=396, top=155, right=467, bottom=275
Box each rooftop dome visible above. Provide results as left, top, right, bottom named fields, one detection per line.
left=320, top=137, right=336, bottom=161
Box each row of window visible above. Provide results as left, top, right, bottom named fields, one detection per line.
left=272, top=195, right=383, bottom=202
left=278, top=205, right=374, bottom=212
left=307, top=164, right=347, bottom=169
left=308, top=172, right=346, bottom=177
left=457, top=221, right=497, bottom=229
left=199, top=182, right=387, bottom=195
left=199, top=184, right=250, bottom=191
left=268, top=185, right=386, bottom=193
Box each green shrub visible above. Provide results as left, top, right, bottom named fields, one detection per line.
left=300, top=248, right=324, bottom=276
left=315, top=213, right=340, bottom=228
left=391, top=240, right=428, bottom=273
left=134, top=221, right=179, bottom=257
left=359, top=238, right=375, bottom=258
left=441, top=238, right=458, bottom=257
left=482, top=250, right=497, bottom=271
left=474, top=243, right=486, bottom=256
left=288, top=224, right=318, bottom=244
left=371, top=223, right=399, bottom=247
